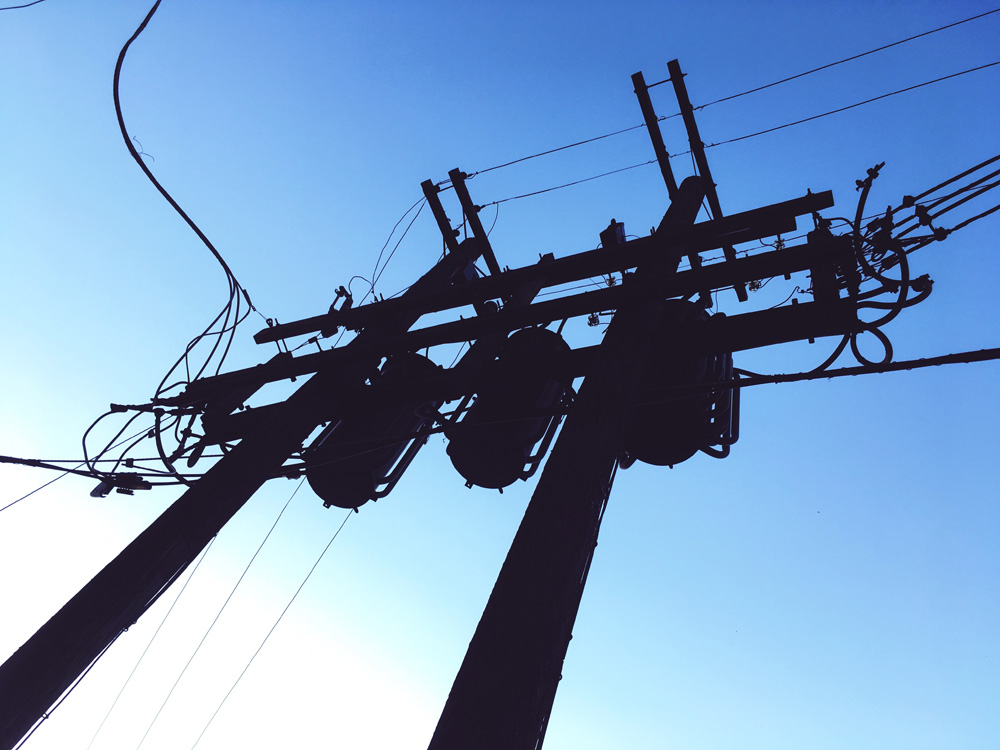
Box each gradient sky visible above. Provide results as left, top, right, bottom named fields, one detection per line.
left=2, top=2, right=999, bottom=749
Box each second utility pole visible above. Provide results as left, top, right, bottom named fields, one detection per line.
left=426, top=176, right=707, bottom=750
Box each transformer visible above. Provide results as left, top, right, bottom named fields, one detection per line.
left=621, top=300, right=739, bottom=468
left=447, top=326, right=573, bottom=490
left=305, top=352, right=441, bottom=509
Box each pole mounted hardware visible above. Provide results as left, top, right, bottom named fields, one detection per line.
left=0, top=60, right=945, bottom=750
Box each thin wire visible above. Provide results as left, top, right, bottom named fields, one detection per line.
left=438, top=9, right=1000, bottom=191
left=371, top=197, right=426, bottom=296
left=481, top=62, right=999, bottom=207
left=12, top=632, right=126, bottom=750
left=1, top=425, right=156, bottom=514
left=190, top=509, right=353, bottom=749
left=372, top=199, right=427, bottom=293
left=483, top=159, right=660, bottom=206
left=0, top=0, right=47, bottom=8
left=86, top=538, right=217, bottom=750
left=468, top=122, right=653, bottom=177
left=136, top=480, right=306, bottom=749
left=707, top=61, right=1000, bottom=149
left=0, top=470, right=71, bottom=513
left=697, top=7, right=1000, bottom=109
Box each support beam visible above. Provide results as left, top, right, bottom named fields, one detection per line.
left=176, top=231, right=849, bottom=407
left=668, top=58, right=749, bottom=302
left=449, top=168, right=502, bottom=276
left=253, top=190, right=833, bottom=346
left=632, top=71, right=678, bottom=199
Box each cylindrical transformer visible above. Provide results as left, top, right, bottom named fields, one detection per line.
left=623, top=299, right=732, bottom=467
left=306, top=352, right=440, bottom=509
left=447, top=326, right=572, bottom=490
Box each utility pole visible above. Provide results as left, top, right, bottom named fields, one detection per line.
left=1, top=61, right=897, bottom=750
left=427, top=177, right=706, bottom=750
left=0, top=243, right=487, bottom=750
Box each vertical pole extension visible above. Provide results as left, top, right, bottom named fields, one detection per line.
left=449, top=169, right=502, bottom=277
left=632, top=71, right=678, bottom=201
left=667, top=59, right=749, bottom=302
left=423, top=179, right=461, bottom=255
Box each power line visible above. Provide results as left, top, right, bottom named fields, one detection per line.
left=455, top=8, right=999, bottom=186
left=706, top=61, right=1000, bottom=149
left=135, top=479, right=305, bottom=749
left=483, top=62, right=999, bottom=207
left=0, top=0, right=48, bottom=9
left=482, top=159, right=659, bottom=207
left=466, top=122, right=653, bottom=179
left=190, top=508, right=353, bottom=749
left=86, top=538, right=217, bottom=750
left=696, top=7, right=1000, bottom=110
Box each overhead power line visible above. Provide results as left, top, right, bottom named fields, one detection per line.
left=707, top=61, right=1000, bottom=149
left=458, top=7, right=1000, bottom=184
left=0, top=0, right=48, bottom=9
left=696, top=7, right=1000, bottom=109
left=190, top=508, right=353, bottom=749
left=485, top=62, right=999, bottom=206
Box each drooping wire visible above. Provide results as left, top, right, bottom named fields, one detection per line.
left=99, top=0, right=271, bottom=484
left=189, top=508, right=353, bottom=749
left=135, top=479, right=306, bottom=749
left=86, top=537, right=218, bottom=750
left=696, top=7, right=1000, bottom=110
left=370, top=196, right=426, bottom=300
left=371, top=199, right=427, bottom=297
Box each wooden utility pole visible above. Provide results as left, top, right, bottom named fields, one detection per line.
left=426, top=177, right=707, bottom=750
left=0, top=245, right=484, bottom=750
left=0, top=61, right=869, bottom=750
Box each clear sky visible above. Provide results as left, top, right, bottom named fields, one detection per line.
left=2, top=1, right=999, bottom=749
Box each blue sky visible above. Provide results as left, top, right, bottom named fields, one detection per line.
left=2, top=1, right=999, bottom=749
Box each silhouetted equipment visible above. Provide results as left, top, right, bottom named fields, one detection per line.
left=623, top=300, right=738, bottom=468
left=306, top=352, right=442, bottom=509
left=447, top=327, right=573, bottom=489
left=2, top=58, right=927, bottom=750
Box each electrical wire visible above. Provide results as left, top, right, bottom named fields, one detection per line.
left=86, top=537, right=217, bottom=750
left=189, top=508, right=353, bottom=749
left=695, top=7, right=1000, bottom=110
left=12, top=633, right=126, bottom=750
left=135, top=479, right=306, bottom=749
left=370, top=196, right=426, bottom=299
left=706, top=61, right=1000, bottom=149
left=0, top=0, right=47, bottom=8
left=464, top=122, right=655, bottom=178
left=482, top=159, right=659, bottom=207
left=446, top=9, right=999, bottom=192
left=371, top=199, right=427, bottom=295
